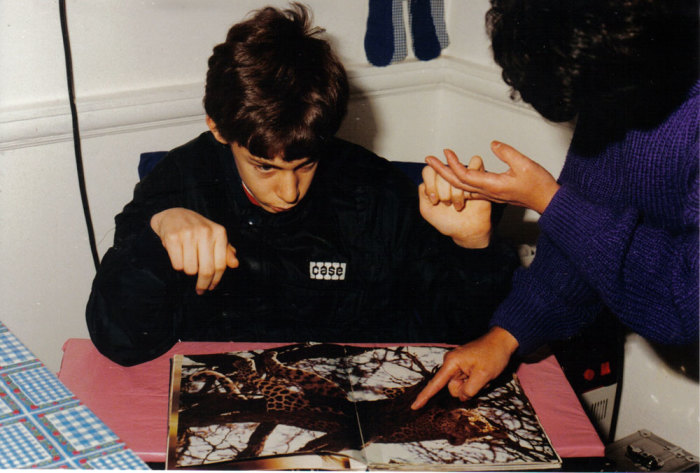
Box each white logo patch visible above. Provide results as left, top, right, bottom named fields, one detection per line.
left=309, top=261, right=346, bottom=280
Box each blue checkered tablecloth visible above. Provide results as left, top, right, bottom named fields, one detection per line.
left=0, top=322, right=149, bottom=469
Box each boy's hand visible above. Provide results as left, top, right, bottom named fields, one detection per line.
left=425, top=142, right=560, bottom=215
left=419, top=152, right=492, bottom=248
left=411, top=327, right=518, bottom=409
left=150, top=208, right=239, bottom=295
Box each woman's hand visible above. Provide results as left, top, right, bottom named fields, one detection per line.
left=150, top=208, right=239, bottom=295
left=411, top=326, right=519, bottom=409
left=419, top=153, right=492, bottom=249
left=426, top=142, right=560, bottom=214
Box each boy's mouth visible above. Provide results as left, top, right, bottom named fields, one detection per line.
left=267, top=204, right=294, bottom=213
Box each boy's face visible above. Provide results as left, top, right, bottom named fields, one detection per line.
left=230, top=142, right=318, bottom=214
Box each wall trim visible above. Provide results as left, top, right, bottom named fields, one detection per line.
left=0, top=58, right=539, bottom=151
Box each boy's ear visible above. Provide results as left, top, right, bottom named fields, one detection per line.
left=206, top=115, right=228, bottom=145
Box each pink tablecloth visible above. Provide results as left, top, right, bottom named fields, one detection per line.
left=58, top=339, right=604, bottom=463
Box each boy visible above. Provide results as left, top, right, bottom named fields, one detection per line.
left=86, top=4, right=518, bottom=366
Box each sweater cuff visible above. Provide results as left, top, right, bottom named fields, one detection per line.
left=488, top=270, right=553, bottom=355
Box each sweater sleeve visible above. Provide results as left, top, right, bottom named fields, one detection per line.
left=492, top=173, right=699, bottom=355
left=86, top=227, right=183, bottom=365
left=537, top=181, right=699, bottom=345
left=85, top=154, right=188, bottom=366
left=489, top=233, right=604, bottom=354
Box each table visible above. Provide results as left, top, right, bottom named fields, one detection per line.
left=59, top=339, right=605, bottom=464
left=0, top=323, right=148, bottom=469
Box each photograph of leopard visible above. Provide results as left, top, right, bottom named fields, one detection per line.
left=167, top=343, right=560, bottom=470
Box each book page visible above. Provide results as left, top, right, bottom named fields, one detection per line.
left=166, top=344, right=367, bottom=469
left=344, top=346, right=561, bottom=470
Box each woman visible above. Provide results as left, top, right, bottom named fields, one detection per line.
left=413, top=0, right=698, bottom=408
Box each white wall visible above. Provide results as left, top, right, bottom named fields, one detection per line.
left=616, top=335, right=699, bottom=455
left=1, top=0, right=89, bottom=371
left=0, top=0, right=697, bottom=456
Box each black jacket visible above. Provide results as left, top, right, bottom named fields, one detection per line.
left=87, top=133, right=518, bottom=365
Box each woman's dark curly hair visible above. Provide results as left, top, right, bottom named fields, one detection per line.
left=487, top=0, right=698, bottom=128
left=204, top=3, right=348, bottom=161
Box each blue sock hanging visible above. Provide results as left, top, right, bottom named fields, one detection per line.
left=365, top=0, right=446, bottom=66
left=409, top=0, right=442, bottom=61
left=364, top=0, right=395, bottom=67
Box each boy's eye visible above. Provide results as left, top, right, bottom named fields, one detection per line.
left=256, top=164, right=274, bottom=172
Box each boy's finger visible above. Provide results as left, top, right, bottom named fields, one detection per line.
left=421, top=164, right=439, bottom=204
left=195, top=260, right=214, bottom=296
left=467, top=154, right=484, bottom=171
left=436, top=172, right=453, bottom=204
left=209, top=238, right=228, bottom=290
left=451, top=185, right=465, bottom=211
left=196, top=275, right=211, bottom=295
left=166, top=243, right=185, bottom=272
left=182, top=242, right=198, bottom=276
left=226, top=244, right=239, bottom=268
left=426, top=156, right=473, bottom=191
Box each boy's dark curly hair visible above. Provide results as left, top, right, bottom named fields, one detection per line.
left=487, top=0, right=698, bottom=128
left=204, top=3, right=348, bottom=161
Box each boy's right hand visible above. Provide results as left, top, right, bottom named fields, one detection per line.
left=150, top=208, right=239, bottom=295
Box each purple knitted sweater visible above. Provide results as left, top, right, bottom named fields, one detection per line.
left=491, top=81, right=699, bottom=354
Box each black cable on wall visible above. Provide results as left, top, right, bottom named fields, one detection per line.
left=59, top=0, right=100, bottom=271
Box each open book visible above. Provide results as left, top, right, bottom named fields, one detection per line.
left=166, top=343, right=561, bottom=470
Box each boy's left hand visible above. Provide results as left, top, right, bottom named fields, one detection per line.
left=419, top=151, right=492, bottom=249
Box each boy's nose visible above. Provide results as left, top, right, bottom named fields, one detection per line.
left=278, top=172, right=300, bottom=204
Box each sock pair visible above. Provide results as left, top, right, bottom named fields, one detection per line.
left=364, top=0, right=449, bottom=67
